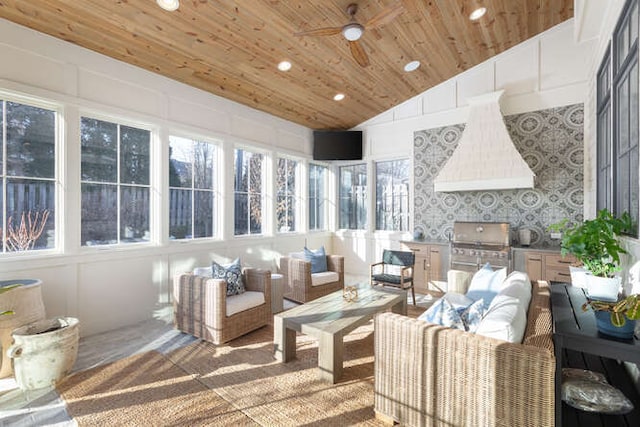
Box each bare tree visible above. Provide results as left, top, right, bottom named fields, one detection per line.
left=5, top=210, right=50, bottom=251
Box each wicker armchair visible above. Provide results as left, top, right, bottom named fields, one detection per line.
left=279, top=254, right=344, bottom=303
left=173, top=268, right=271, bottom=344
left=374, top=280, right=555, bottom=426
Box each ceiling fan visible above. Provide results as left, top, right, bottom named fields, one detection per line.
left=294, top=2, right=405, bottom=67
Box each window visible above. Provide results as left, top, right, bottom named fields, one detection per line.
left=276, top=157, right=297, bottom=232
left=309, top=163, right=327, bottom=231
left=80, top=117, right=150, bottom=246
left=0, top=99, right=56, bottom=252
left=598, top=0, right=640, bottom=236
left=339, top=164, right=367, bottom=229
left=597, top=49, right=613, bottom=212
left=375, top=159, right=409, bottom=231
left=169, top=136, right=217, bottom=240
left=234, top=148, right=263, bottom=235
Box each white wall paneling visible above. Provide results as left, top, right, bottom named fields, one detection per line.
left=422, top=79, right=457, bottom=115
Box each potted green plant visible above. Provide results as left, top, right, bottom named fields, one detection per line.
left=582, top=294, right=640, bottom=339
left=550, top=209, right=633, bottom=301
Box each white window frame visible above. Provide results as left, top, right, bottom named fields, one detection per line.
left=0, top=91, right=63, bottom=257
left=308, top=162, right=330, bottom=232
left=168, top=134, right=222, bottom=241
left=233, top=145, right=268, bottom=237
left=78, top=112, right=155, bottom=248
left=338, top=162, right=368, bottom=231
left=374, top=158, right=410, bottom=232
left=275, top=155, right=302, bottom=234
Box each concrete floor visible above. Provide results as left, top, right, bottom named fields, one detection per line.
left=0, top=279, right=436, bottom=427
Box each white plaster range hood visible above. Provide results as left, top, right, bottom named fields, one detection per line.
left=433, top=90, right=535, bottom=192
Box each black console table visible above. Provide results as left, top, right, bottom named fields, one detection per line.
left=550, top=282, right=640, bottom=426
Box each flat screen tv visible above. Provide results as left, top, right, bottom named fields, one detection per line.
left=313, top=130, right=363, bottom=161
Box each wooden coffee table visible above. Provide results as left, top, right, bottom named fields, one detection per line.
left=273, top=284, right=407, bottom=383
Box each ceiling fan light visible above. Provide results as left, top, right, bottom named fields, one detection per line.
left=404, top=60, right=421, bottom=72
left=342, top=23, right=364, bottom=41
left=278, top=61, right=292, bottom=71
left=469, top=7, right=486, bottom=21
left=157, top=0, right=179, bottom=12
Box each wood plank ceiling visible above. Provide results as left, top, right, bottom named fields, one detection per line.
left=0, top=0, right=573, bottom=130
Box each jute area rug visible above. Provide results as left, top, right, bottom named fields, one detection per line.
left=58, top=305, right=424, bottom=426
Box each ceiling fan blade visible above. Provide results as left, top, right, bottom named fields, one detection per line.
left=349, top=40, right=370, bottom=67
left=365, top=2, right=405, bottom=29
left=294, top=27, right=342, bottom=37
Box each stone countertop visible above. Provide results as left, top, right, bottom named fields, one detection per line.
left=511, top=244, right=563, bottom=253
left=401, top=239, right=451, bottom=246
left=402, top=239, right=566, bottom=253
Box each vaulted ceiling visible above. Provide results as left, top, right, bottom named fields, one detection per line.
left=0, top=0, right=574, bottom=130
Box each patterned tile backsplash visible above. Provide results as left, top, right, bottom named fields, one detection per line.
left=413, top=103, right=584, bottom=247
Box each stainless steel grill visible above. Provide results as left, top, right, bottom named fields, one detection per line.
left=450, top=221, right=511, bottom=273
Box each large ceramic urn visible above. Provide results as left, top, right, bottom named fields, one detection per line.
left=0, top=279, right=46, bottom=378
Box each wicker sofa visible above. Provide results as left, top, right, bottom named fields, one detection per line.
left=279, top=254, right=344, bottom=303
left=374, top=279, right=555, bottom=427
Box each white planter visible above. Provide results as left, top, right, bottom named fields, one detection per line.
left=585, top=275, right=621, bottom=302
left=569, top=266, right=590, bottom=289
left=7, top=317, right=79, bottom=390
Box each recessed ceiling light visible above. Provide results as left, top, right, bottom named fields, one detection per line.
left=333, top=93, right=345, bottom=101
left=469, top=7, right=486, bottom=20
left=157, top=0, right=179, bottom=12
left=404, top=60, right=421, bottom=72
left=278, top=61, right=292, bottom=72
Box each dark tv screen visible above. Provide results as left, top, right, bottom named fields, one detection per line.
left=312, top=130, right=363, bottom=160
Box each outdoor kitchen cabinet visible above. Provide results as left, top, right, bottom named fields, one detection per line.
left=402, top=242, right=446, bottom=294
left=515, top=249, right=576, bottom=283
left=525, top=252, right=544, bottom=282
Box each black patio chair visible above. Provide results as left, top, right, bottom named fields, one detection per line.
left=370, top=249, right=416, bottom=305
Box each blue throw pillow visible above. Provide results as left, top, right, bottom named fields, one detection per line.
left=303, top=246, right=328, bottom=273
left=460, top=298, right=486, bottom=333
left=212, top=258, right=245, bottom=296
left=418, top=298, right=465, bottom=330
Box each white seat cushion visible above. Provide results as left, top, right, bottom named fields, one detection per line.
left=311, top=271, right=339, bottom=287
left=226, top=291, right=265, bottom=316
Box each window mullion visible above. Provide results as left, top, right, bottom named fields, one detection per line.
left=1, top=100, right=5, bottom=253
left=116, top=124, right=121, bottom=243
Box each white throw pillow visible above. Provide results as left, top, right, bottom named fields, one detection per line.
left=498, top=271, right=532, bottom=309
left=475, top=294, right=527, bottom=343
left=465, top=263, right=507, bottom=305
